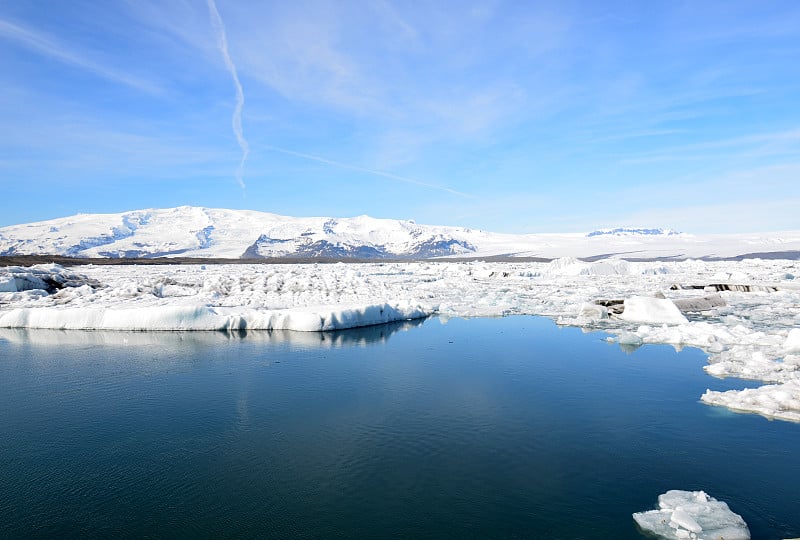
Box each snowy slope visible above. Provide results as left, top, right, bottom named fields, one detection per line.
left=1, top=206, right=798, bottom=260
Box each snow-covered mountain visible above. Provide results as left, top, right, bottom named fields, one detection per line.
left=0, top=207, right=484, bottom=259
left=1, top=206, right=798, bottom=260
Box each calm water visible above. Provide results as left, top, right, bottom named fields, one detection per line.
left=1, top=317, right=798, bottom=539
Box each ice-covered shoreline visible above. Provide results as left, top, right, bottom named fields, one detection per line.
left=1, top=258, right=799, bottom=422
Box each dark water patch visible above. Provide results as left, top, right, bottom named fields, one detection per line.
left=0, top=317, right=798, bottom=539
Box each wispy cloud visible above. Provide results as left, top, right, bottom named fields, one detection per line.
left=572, top=161, right=800, bottom=233
left=618, top=128, right=800, bottom=164
left=262, top=144, right=473, bottom=199
left=619, top=197, right=800, bottom=233
left=0, top=113, right=230, bottom=177
left=206, top=0, right=249, bottom=191
left=3, top=1, right=798, bottom=233
left=0, top=18, right=162, bottom=94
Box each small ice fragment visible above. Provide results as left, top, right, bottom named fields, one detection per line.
left=578, top=302, right=608, bottom=320
left=671, top=508, right=702, bottom=533
left=618, top=332, right=643, bottom=346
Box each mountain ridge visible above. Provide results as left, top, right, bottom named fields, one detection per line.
left=1, top=206, right=799, bottom=261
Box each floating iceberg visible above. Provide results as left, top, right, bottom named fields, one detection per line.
left=0, top=302, right=430, bottom=332
left=633, top=490, right=750, bottom=540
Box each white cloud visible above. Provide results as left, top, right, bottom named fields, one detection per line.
left=619, top=128, right=800, bottom=165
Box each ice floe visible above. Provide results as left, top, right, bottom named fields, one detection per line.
left=633, top=490, right=750, bottom=540
left=702, top=380, right=800, bottom=423
left=1, top=257, right=799, bottom=421
left=0, top=301, right=428, bottom=332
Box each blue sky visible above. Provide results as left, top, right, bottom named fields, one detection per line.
left=1, top=1, right=799, bottom=233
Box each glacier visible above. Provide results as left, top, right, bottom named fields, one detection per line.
left=1, top=257, right=799, bottom=422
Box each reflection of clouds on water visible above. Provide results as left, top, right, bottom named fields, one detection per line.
left=0, top=317, right=427, bottom=350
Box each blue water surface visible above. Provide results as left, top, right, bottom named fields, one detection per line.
left=0, top=316, right=798, bottom=539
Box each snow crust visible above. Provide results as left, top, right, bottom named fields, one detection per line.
left=633, top=490, right=750, bottom=540
left=1, top=257, right=799, bottom=421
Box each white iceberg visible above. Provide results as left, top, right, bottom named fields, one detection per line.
left=619, top=296, right=689, bottom=325
left=0, top=302, right=430, bottom=332
left=633, top=490, right=750, bottom=540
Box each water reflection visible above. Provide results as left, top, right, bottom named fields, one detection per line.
left=1, top=316, right=798, bottom=539
left=0, top=317, right=427, bottom=350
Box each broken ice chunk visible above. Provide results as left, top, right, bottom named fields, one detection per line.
left=633, top=489, right=750, bottom=540
left=670, top=508, right=701, bottom=533
left=617, top=332, right=643, bottom=346
left=619, top=296, right=689, bottom=325
left=577, top=302, right=608, bottom=320
left=785, top=328, right=800, bottom=353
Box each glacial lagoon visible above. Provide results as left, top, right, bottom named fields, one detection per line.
left=1, top=316, right=798, bottom=539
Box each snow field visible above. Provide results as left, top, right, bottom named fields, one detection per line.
left=1, top=257, right=799, bottom=421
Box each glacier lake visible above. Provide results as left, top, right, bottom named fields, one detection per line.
left=1, top=316, right=798, bottom=539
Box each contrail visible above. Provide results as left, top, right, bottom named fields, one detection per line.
left=207, top=0, right=248, bottom=191
left=263, top=144, right=475, bottom=199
